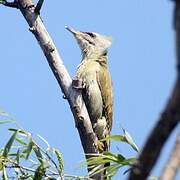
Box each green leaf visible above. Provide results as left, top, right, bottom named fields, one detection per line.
left=0, top=155, right=5, bottom=171
left=2, top=166, right=8, bottom=180
left=120, top=157, right=137, bottom=165
left=0, top=120, right=15, bottom=125
left=86, top=152, right=121, bottom=167
left=33, top=164, right=45, bottom=180
left=107, top=132, right=139, bottom=153
left=87, top=155, right=110, bottom=166
left=3, top=130, right=18, bottom=157
left=105, top=164, right=122, bottom=178
left=88, top=164, right=105, bottom=177
left=109, top=135, right=125, bottom=142
left=102, top=152, right=124, bottom=163
left=117, top=154, right=126, bottom=162
left=15, top=137, right=27, bottom=145
left=0, top=110, right=10, bottom=117
left=54, top=148, right=64, bottom=175
left=0, top=110, right=15, bottom=122
left=33, top=145, right=43, bottom=163
left=33, top=161, right=49, bottom=180
left=123, top=129, right=139, bottom=152
left=9, top=128, right=28, bottom=136
left=19, top=174, right=33, bottom=179
left=25, top=139, right=34, bottom=160
left=16, top=149, right=20, bottom=164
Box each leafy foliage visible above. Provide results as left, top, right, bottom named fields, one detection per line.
left=54, top=149, right=64, bottom=176
left=85, top=129, right=138, bottom=179
left=0, top=111, right=67, bottom=179
left=0, top=128, right=64, bottom=179
left=1, top=110, right=139, bottom=179
left=109, top=128, right=139, bottom=153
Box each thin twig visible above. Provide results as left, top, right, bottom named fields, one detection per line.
left=6, top=158, right=60, bottom=178
left=1, top=0, right=19, bottom=9
left=64, top=174, right=93, bottom=180
left=32, top=140, right=63, bottom=179
left=5, top=158, right=36, bottom=173
left=34, top=0, right=44, bottom=14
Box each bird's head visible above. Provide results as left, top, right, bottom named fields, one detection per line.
left=66, top=26, right=112, bottom=58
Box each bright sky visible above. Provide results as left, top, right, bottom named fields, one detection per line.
left=0, top=0, right=179, bottom=179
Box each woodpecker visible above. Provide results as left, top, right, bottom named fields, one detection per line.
left=66, top=27, right=113, bottom=153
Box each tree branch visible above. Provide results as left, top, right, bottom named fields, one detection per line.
left=160, top=134, right=180, bottom=180
left=34, top=0, right=44, bottom=14
left=128, top=1, right=180, bottom=179
left=1, top=0, right=19, bottom=8
left=3, top=0, right=99, bottom=178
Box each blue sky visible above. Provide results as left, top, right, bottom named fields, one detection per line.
left=0, top=0, right=179, bottom=179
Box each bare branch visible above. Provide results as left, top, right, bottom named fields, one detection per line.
left=3, top=0, right=100, bottom=178
left=34, top=0, right=44, bottom=14
left=1, top=0, right=19, bottom=8
left=128, top=1, right=180, bottom=179
left=160, top=134, right=180, bottom=180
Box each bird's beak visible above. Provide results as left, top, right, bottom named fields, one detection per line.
left=65, top=26, right=80, bottom=36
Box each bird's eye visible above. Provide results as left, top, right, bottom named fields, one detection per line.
left=85, top=32, right=96, bottom=38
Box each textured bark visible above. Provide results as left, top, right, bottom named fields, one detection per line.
left=4, top=0, right=100, bottom=178
left=128, top=1, right=180, bottom=179
left=160, top=135, right=180, bottom=180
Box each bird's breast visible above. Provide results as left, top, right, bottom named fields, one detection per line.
left=76, top=61, right=103, bottom=124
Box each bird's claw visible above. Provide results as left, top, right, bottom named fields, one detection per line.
left=72, top=79, right=85, bottom=89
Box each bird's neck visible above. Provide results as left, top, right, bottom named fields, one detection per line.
left=81, top=51, right=108, bottom=66
left=80, top=54, right=108, bottom=68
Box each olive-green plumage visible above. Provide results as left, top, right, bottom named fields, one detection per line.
left=66, top=27, right=113, bottom=153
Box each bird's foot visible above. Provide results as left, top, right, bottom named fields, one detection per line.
left=72, top=78, right=85, bottom=89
